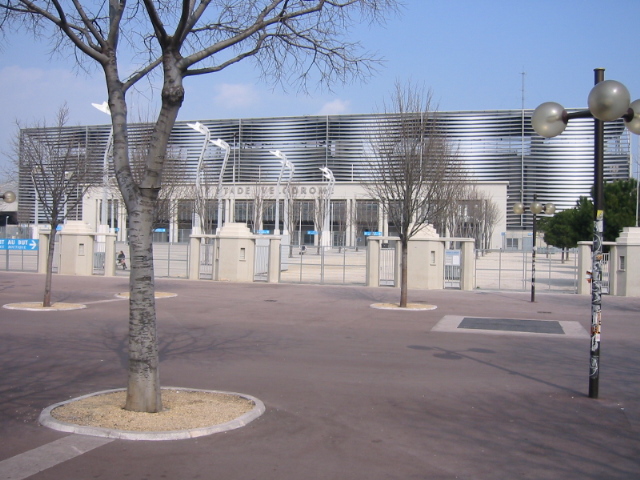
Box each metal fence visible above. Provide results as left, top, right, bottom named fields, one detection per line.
left=113, top=242, right=189, bottom=278
left=444, top=250, right=462, bottom=289
left=379, top=244, right=396, bottom=287
left=279, top=244, right=367, bottom=285
left=93, top=241, right=106, bottom=275
left=198, top=238, right=216, bottom=280
left=474, top=248, right=579, bottom=293
left=254, top=240, right=270, bottom=282
left=0, top=249, right=39, bottom=272
left=151, top=243, right=188, bottom=278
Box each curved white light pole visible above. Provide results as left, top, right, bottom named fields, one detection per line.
left=187, top=123, right=230, bottom=234
left=211, top=138, right=231, bottom=233
left=283, top=160, right=295, bottom=236
left=532, top=68, right=640, bottom=399
left=319, top=167, right=335, bottom=248
left=270, top=150, right=295, bottom=235
left=187, top=122, right=212, bottom=234
left=92, top=101, right=113, bottom=232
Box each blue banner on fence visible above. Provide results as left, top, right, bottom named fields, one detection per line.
left=0, top=239, right=39, bottom=250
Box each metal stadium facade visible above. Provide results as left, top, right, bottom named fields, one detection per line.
left=18, top=109, right=631, bottom=240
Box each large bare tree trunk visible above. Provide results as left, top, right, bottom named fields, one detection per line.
left=400, top=238, right=408, bottom=308
left=125, top=194, right=162, bottom=412
left=43, top=227, right=57, bottom=307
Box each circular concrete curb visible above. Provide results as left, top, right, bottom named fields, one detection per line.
left=370, top=303, right=437, bottom=311
left=39, top=387, right=266, bottom=441
left=3, top=302, right=87, bottom=312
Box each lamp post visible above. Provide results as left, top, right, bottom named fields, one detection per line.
left=187, top=122, right=231, bottom=233
left=532, top=68, right=640, bottom=399
left=270, top=150, right=295, bottom=235
left=187, top=122, right=211, bottom=234
left=513, top=195, right=555, bottom=302
left=319, top=167, right=335, bottom=248
left=92, top=102, right=113, bottom=232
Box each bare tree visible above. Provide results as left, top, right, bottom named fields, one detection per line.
left=16, top=106, right=100, bottom=307
left=438, top=187, right=501, bottom=250
left=364, top=83, right=466, bottom=307
left=1, top=0, right=398, bottom=413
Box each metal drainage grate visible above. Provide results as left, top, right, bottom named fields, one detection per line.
left=458, top=317, right=564, bottom=335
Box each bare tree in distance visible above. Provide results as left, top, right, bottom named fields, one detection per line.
left=438, top=186, right=501, bottom=250
left=0, top=0, right=399, bottom=413
left=16, top=105, right=101, bottom=307
left=364, top=82, right=467, bottom=307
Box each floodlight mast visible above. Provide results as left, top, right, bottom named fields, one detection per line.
left=186, top=122, right=211, bottom=234
left=92, top=102, right=113, bottom=232
left=270, top=150, right=295, bottom=235
left=531, top=68, right=640, bottom=399
left=319, top=167, right=335, bottom=248
left=211, top=138, right=231, bottom=233
left=187, top=123, right=231, bottom=234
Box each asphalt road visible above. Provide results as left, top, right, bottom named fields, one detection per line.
left=1, top=272, right=639, bottom=479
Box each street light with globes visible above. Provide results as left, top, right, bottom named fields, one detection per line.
left=1, top=191, right=16, bottom=203
left=531, top=68, right=640, bottom=399
left=513, top=195, right=555, bottom=303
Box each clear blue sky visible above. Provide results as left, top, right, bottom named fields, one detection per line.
left=2, top=0, right=640, bottom=176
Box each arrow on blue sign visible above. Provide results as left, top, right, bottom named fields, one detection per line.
left=0, top=239, right=39, bottom=250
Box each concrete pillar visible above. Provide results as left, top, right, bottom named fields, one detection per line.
left=394, top=240, right=402, bottom=289
left=38, top=231, right=49, bottom=274
left=104, top=233, right=117, bottom=277
left=216, top=223, right=255, bottom=282
left=577, top=241, right=592, bottom=295
left=58, top=221, right=94, bottom=276
left=188, top=235, right=202, bottom=280
left=459, top=239, right=476, bottom=291
left=613, top=227, right=640, bottom=297
left=366, top=236, right=381, bottom=287
left=406, top=225, right=444, bottom=290
left=268, top=236, right=281, bottom=283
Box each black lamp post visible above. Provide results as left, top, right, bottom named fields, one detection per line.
left=513, top=194, right=555, bottom=302
left=532, top=68, right=640, bottom=399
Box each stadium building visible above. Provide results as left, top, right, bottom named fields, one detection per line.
left=17, top=110, right=631, bottom=249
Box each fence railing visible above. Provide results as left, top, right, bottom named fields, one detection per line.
left=279, top=245, right=367, bottom=285
left=474, top=248, right=579, bottom=293
left=0, top=249, right=39, bottom=272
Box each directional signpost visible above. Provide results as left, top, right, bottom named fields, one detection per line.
left=0, top=239, right=39, bottom=250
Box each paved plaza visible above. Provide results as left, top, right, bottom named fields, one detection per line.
left=1, top=271, right=639, bottom=479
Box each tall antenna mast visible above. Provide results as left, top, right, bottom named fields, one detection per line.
left=520, top=71, right=526, bottom=227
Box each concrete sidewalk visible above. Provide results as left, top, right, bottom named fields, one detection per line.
left=1, top=272, right=639, bottom=479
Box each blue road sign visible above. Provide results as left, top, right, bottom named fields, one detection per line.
left=257, top=229, right=270, bottom=234
left=307, top=230, right=318, bottom=235
left=364, top=231, right=382, bottom=236
left=0, top=239, right=39, bottom=251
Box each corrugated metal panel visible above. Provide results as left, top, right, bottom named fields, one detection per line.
left=18, top=110, right=630, bottom=230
